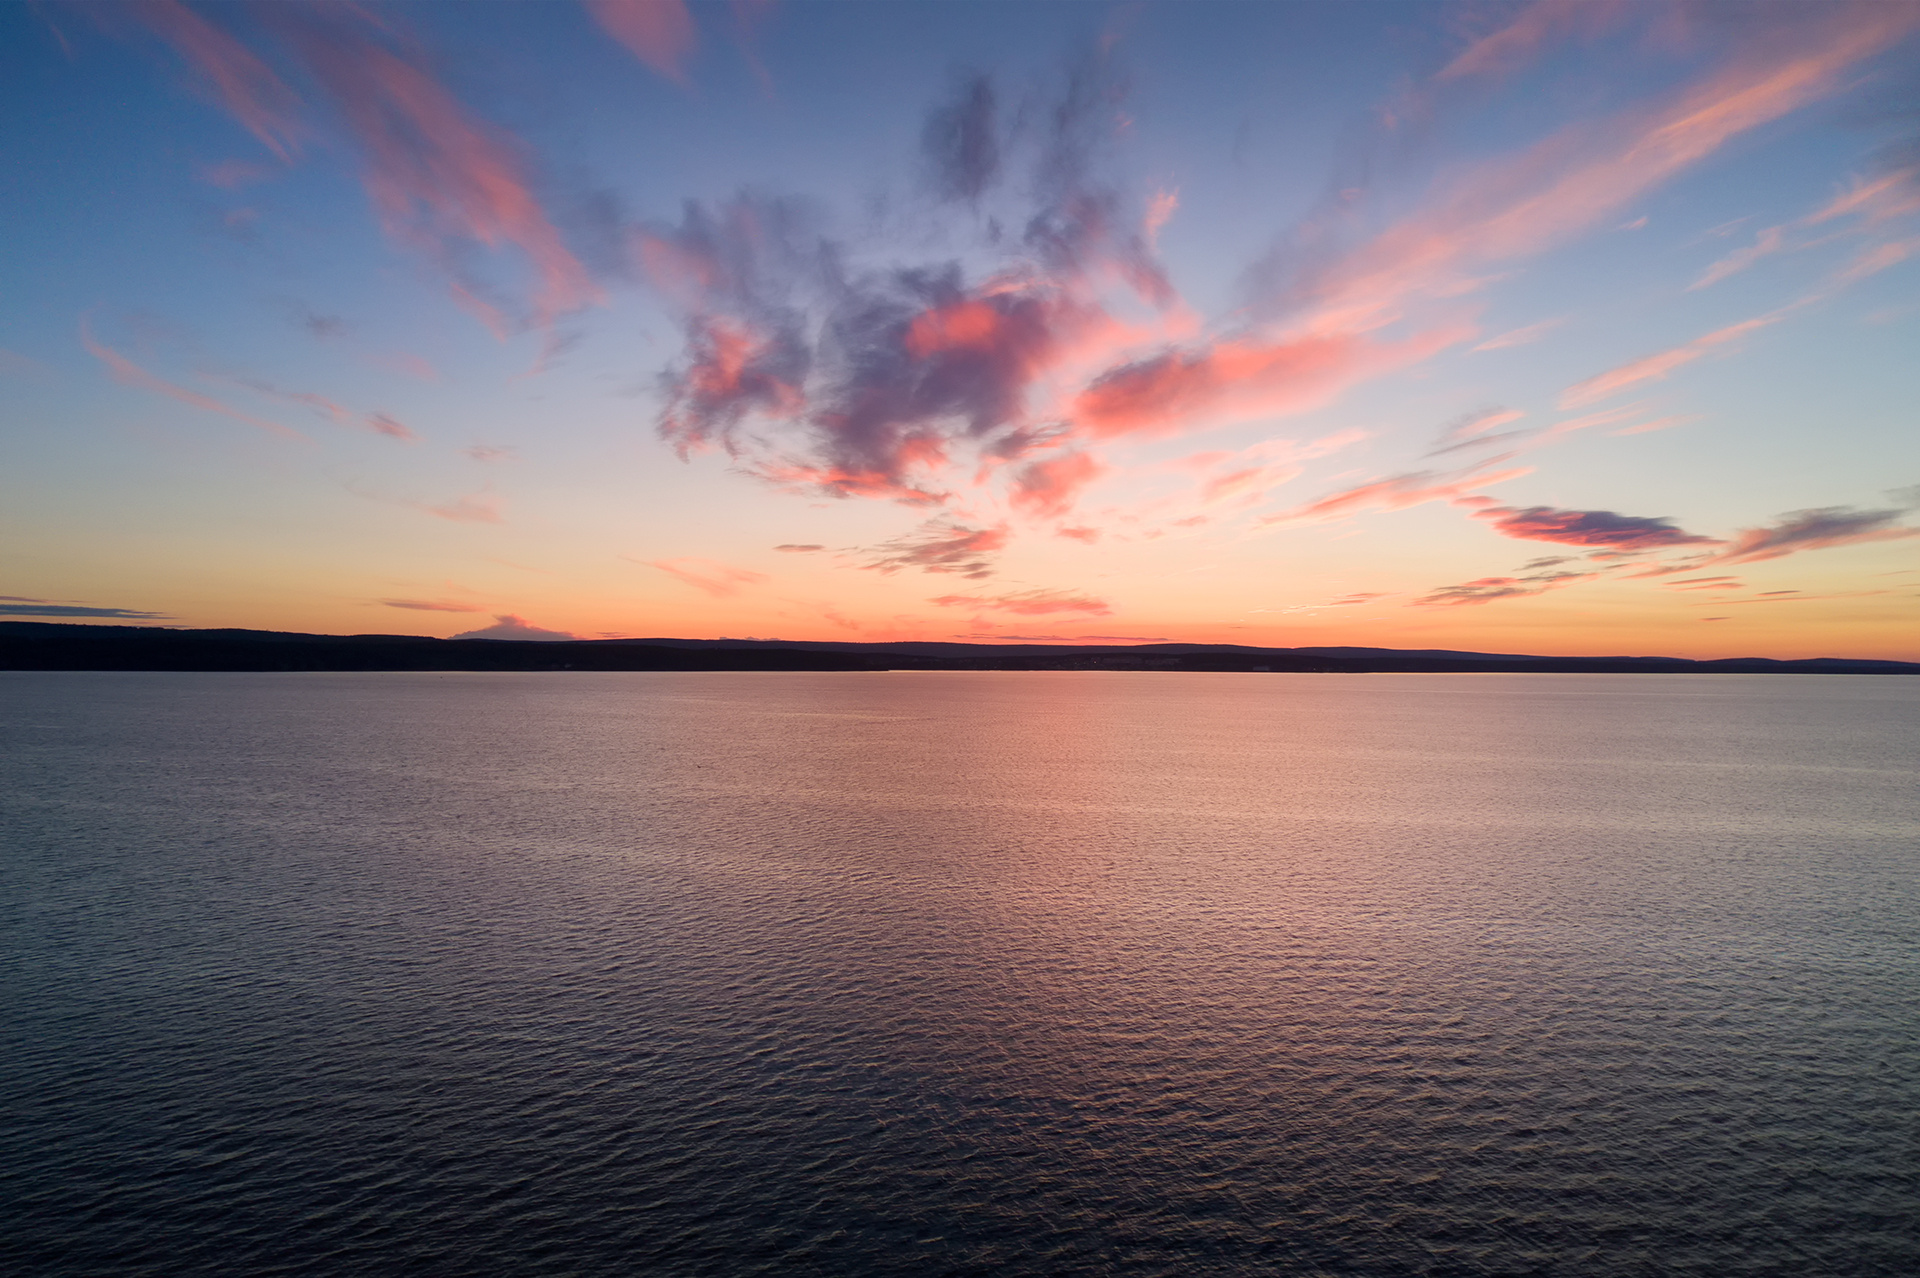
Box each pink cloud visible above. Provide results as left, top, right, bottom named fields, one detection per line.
left=134, top=0, right=303, bottom=161
left=423, top=493, right=505, bottom=524
left=1260, top=459, right=1533, bottom=527
left=1471, top=319, right=1563, bottom=351
left=643, top=557, right=769, bottom=597
left=291, top=13, right=601, bottom=330
left=1010, top=450, right=1103, bottom=517
left=79, top=319, right=303, bottom=441
left=1559, top=316, right=1778, bottom=408
left=1690, top=225, right=1788, bottom=290
left=1299, top=3, right=1919, bottom=336
left=1073, top=324, right=1466, bottom=440
left=587, top=0, right=698, bottom=84
left=1436, top=2, right=1629, bottom=84
left=221, top=375, right=419, bottom=441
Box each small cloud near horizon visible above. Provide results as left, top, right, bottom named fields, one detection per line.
left=451, top=614, right=578, bottom=641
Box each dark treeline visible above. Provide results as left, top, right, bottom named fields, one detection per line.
left=2, top=622, right=1914, bottom=675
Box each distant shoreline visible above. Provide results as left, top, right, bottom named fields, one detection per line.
left=2, top=622, right=1913, bottom=675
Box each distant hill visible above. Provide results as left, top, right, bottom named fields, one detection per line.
left=1, top=621, right=1913, bottom=674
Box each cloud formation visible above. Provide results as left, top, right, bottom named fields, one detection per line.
left=1559, top=315, right=1778, bottom=408
left=644, top=557, right=769, bottom=596
left=1711, top=505, right=1919, bottom=564
left=80, top=319, right=303, bottom=441
left=378, top=598, right=482, bottom=612
left=0, top=600, right=170, bottom=619
left=1414, top=569, right=1597, bottom=608
left=452, top=614, right=577, bottom=641
left=134, top=0, right=304, bottom=161
left=1472, top=504, right=1721, bottom=550
left=135, top=4, right=601, bottom=334
left=861, top=521, right=1008, bottom=579
left=587, top=0, right=698, bottom=84
left=929, top=588, right=1113, bottom=616
left=1261, top=458, right=1533, bottom=527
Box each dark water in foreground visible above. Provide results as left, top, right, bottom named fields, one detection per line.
left=3, top=672, right=1917, bottom=1277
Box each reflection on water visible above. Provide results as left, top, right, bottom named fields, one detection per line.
left=4, top=672, right=1917, bottom=1275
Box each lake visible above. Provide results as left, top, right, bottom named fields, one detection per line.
left=4, top=672, right=1917, bottom=1276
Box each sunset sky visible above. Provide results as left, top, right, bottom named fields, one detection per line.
left=3, top=0, right=1917, bottom=657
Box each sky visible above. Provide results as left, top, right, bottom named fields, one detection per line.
left=2, top=0, right=1917, bottom=658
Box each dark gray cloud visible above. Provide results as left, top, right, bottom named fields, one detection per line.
left=0, top=600, right=169, bottom=619
left=1475, top=504, right=1720, bottom=550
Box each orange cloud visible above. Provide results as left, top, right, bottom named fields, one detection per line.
left=587, top=0, right=698, bottom=84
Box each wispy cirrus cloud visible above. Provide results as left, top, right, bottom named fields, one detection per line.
left=291, top=12, right=602, bottom=333
left=1272, top=2, right=1920, bottom=338
left=1435, top=1, right=1631, bottom=84
left=1559, top=315, right=1779, bottom=408
left=133, top=0, right=304, bottom=161
left=377, top=598, right=483, bottom=612
left=1471, top=319, right=1563, bottom=351
left=1710, top=504, right=1919, bottom=564
left=587, top=0, right=698, bottom=85
left=1414, top=569, right=1599, bottom=608
left=1258, top=457, right=1533, bottom=528
left=219, top=375, right=418, bottom=441
left=79, top=318, right=304, bottom=441
left=929, top=588, right=1112, bottom=616
left=642, top=557, right=769, bottom=597
left=134, top=3, right=600, bottom=335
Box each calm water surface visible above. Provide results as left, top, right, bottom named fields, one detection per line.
left=3, top=672, right=1917, bottom=1276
